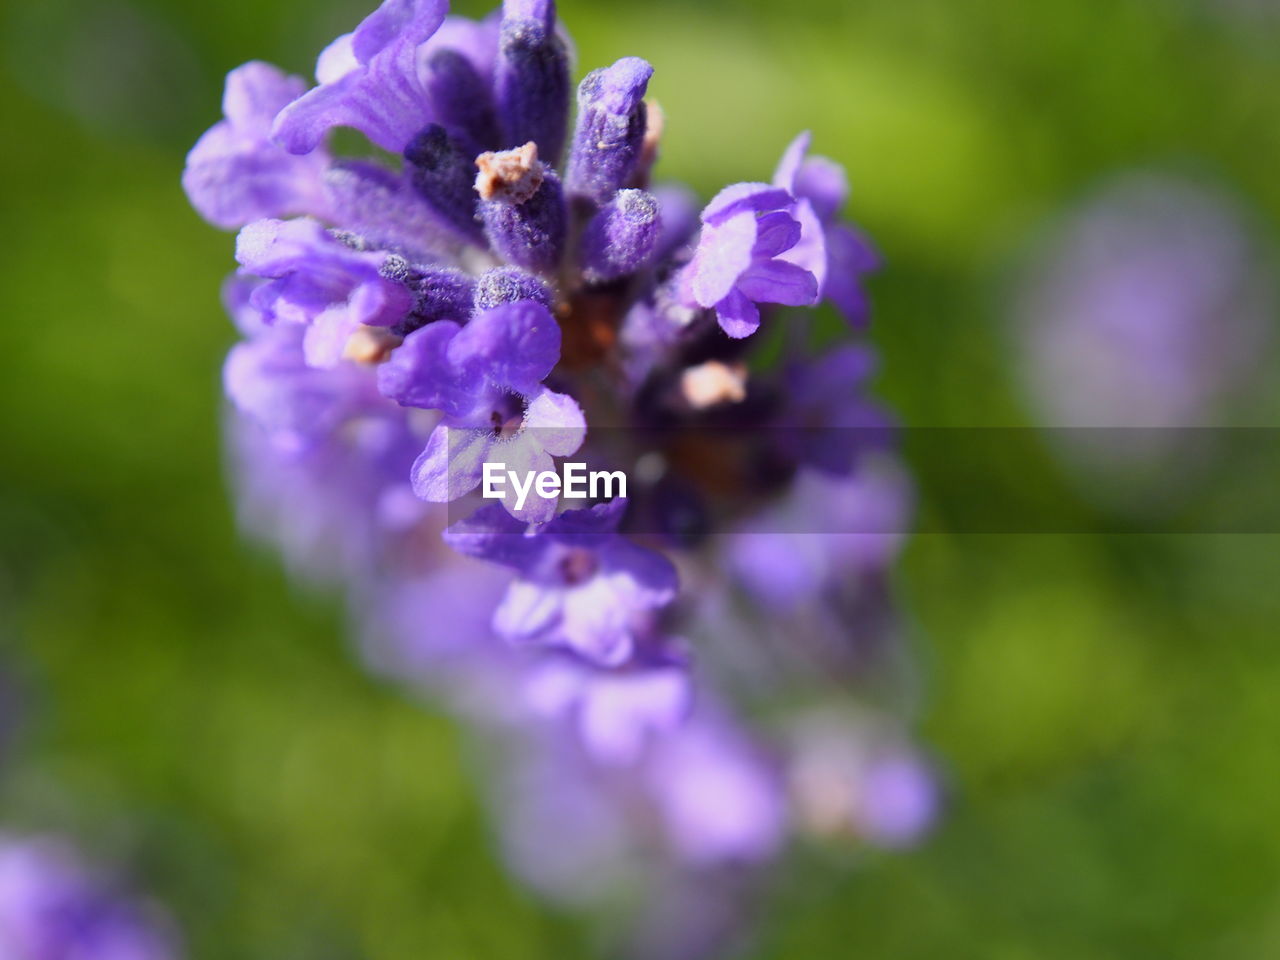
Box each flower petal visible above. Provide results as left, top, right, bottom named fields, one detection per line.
left=688, top=210, right=757, bottom=307
left=737, top=258, right=819, bottom=307
left=411, top=424, right=490, bottom=501
left=714, top=288, right=761, bottom=339
left=523, top=388, right=586, bottom=457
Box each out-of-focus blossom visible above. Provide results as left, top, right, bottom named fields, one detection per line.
left=0, top=836, right=180, bottom=960
left=1014, top=175, right=1273, bottom=437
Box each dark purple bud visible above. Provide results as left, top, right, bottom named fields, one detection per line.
left=422, top=48, right=501, bottom=152
left=404, top=124, right=484, bottom=245
left=565, top=58, right=654, bottom=204
left=474, top=266, right=556, bottom=312
left=476, top=143, right=567, bottom=274
left=580, top=189, right=661, bottom=284
left=380, top=257, right=476, bottom=335
left=495, top=0, right=571, bottom=164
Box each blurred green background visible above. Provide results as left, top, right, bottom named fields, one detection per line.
left=2, top=0, right=1279, bottom=957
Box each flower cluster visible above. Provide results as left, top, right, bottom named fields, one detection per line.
left=187, top=0, right=935, bottom=951
left=0, top=834, right=180, bottom=960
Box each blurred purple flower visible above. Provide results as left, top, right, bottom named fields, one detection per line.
left=1015, top=175, right=1273, bottom=434
left=0, top=836, right=180, bottom=960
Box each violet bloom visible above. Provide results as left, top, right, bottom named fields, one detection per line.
left=186, top=0, right=930, bottom=952
left=0, top=835, right=180, bottom=960
left=646, top=710, right=787, bottom=865
left=378, top=300, right=585, bottom=521
left=182, top=62, right=332, bottom=229
left=680, top=181, right=821, bottom=338
left=234, top=218, right=414, bottom=367
left=523, top=643, right=691, bottom=764
left=1014, top=174, right=1273, bottom=434
left=444, top=499, right=677, bottom=666
left=789, top=711, right=938, bottom=848
left=272, top=0, right=449, bottom=155
left=773, top=132, right=880, bottom=327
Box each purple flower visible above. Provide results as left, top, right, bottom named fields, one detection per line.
left=1014, top=174, right=1273, bottom=435
left=0, top=835, right=180, bottom=960
left=224, top=317, right=378, bottom=452
left=183, top=62, right=332, bottom=230
left=788, top=711, right=938, bottom=848
left=728, top=462, right=912, bottom=613
left=444, top=499, right=678, bottom=665
left=377, top=300, right=585, bottom=521
left=234, top=218, right=414, bottom=367
left=187, top=0, right=930, bottom=951
left=273, top=0, right=449, bottom=155
left=776, top=343, right=896, bottom=475
left=680, top=181, right=821, bottom=338
left=772, top=132, right=880, bottom=327
left=524, top=645, right=692, bottom=764
left=646, top=711, right=786, bottom=865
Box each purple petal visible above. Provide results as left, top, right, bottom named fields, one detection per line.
left=714, top=288, right=761, bottom=339
left=543, top=498, right=627, bottom=538
left=222, top=60, right=306, bottom=129
left=411, top=424, right=491, bottom=501
left=737, top=258, right=819, bottom=307
left=752, top=210, right=802, bottom=259
left=701, top=182, right=792, bottom=224
left=794, top=155, right=849, bottom=224
left=495, top=580, right=565, bottom=641
left=604, top=538, right=679, bottom=599
left=557, top=579, right=638, bottom=665
left=688, top=210, right=757, bottom=307
left=183, top=62, right=331, bottom=229
left=376, top=320, right=465, bottom=410
left=351, top=0, right=438, bottom=61
left=443, top=503, right=543, bottom=568
left=315, top=34, right=358, bottom=83
left=427, top=13, right=502, bottom=81
left=651, top=183, right=702, bottom=261
left=824, top=223, right=879, bottom=327
left=302, top=306, right=360, bottom=368
left=777, top=197, right=828, bottom=292
left=771, top=130, right=811, bottom=194
left=648, top=714, right=786, bottom=865
left=450, top=300, right=562, bottom=395
left=522, top=388, right=586, bottom=457
left=273, top=0, right=448, bottom=154
left=579, top=665, right=691, bottom=765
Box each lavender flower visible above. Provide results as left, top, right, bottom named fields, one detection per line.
left=377, top=300, right=585, bottom=521
left=773, top=132, right=881, bottom=327
left=1014, top=174, right=1273, bottom=435
left=234, top=218, right=415, bottom=367
left=183, top=62, right=332, bottom=229
left=272, top=0, right=449, bottom=155
left=0, top=835, right=180, bottom=960
left=444, top=499, right=677, bottom=665
left=679, top=180, right=820, bottom=338
left=185, top=0, right=930, bottom=953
